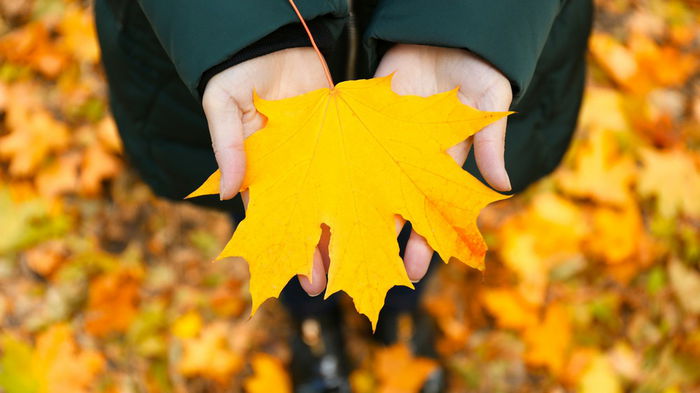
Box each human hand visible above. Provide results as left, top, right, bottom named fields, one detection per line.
left=202, top=47, right=330, bottom=296
left=374, top=44, right=513, bottom=282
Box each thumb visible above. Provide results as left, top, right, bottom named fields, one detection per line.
left=202, top=92, right=247, bottom=200
left=472, top=89, right=512, bottom=192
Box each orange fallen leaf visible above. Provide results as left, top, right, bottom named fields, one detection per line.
left=629, top=32, right=698, bottom=88
left=79, top=144, right=122, bottom=196
left=189, top=76, right=510, bottom=327
left=243, top=353, right=292, bottom=393
left=0, top=107, right=70, bottom=177
left=35, top=152, right=81, bottom=198
left=589, top=33, right=648, bottom=93
left=0, top=324, right=104, bottom=393
left=0, top=22, right=68, bottom=78
left=84, top=267, right=142, bottom=337
left=375, top=344, right=438, bottom=393
left=24, top=240, right=68, bottom=278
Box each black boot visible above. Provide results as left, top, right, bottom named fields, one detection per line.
left=290, top=308, right=352, bottom=393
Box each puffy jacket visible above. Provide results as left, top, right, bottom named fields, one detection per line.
left=95, top=0, right=593, bottom=214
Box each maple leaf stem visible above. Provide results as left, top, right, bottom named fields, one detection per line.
left=287, top=0, right=335, bottom=89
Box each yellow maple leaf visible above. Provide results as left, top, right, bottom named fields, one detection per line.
left=189, top=76, right=510, bottom=326
left=243, top=353, right=292, bottom=393
left=637, top=148, right=700, bottom=218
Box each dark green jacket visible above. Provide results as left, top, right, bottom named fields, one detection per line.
left=95, top=0, right=592, bottom=213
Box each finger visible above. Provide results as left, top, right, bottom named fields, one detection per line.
left=318, top=224, right=331, bottom=271
left=298, top=247, right=327, bottom=296
left=473, top=117, right=511, bottom=191
left=446, top=138, right=473, bottom=166
left=202, top=93, right=247, bottom=201
left=403, top=230, right=433, bottom=282
left=241, top=190, right=249, bottom=208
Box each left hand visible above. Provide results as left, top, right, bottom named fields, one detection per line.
left=374, top=44, right=513, bottom=283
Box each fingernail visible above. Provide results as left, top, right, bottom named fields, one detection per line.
left=219, top=175, right=227, bottom=200
left=502, top=170, right=512, bottom=191
left=308, top=289, right=323, bottom=297
left=410, top=279, right=420, bottom=284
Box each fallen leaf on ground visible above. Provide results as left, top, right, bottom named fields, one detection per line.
left=0, top=107, right=70, bottom=176
left=482, top=287, right=539, bottom=330
left=523, top=303, right=572, bottom=375
left=84, top=267, right=142, bottom=337
left=578, top=354, right=622, bottom=393
left=586, top=204, right=644, bottom=264
left=177, top=322, right=243, bottom=384
left=557, top=128, right=636, bottom=206
left=637, top=148, right=700, bottom=218
left=243, top=353, right=292, bottom=393
left=375, top=344, right=438, bottom=393
left=188, top=75, right=509, bottom=327
left=668, top=259, right=700, bottom=315
left=498, top=193, right=588, bottom=304
left=0, top=324, right=104, bottom=393
left=79, top=144, right=122, bottom=196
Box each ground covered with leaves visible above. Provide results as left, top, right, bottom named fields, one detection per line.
left=1, top=0, right=699, bottom=392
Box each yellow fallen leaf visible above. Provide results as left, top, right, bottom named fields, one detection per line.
left=171, top=311, right=203, bottom=339
left=243, top=353, right=292, bottom=393
left=57, top=4, right=100, bottom=64
left=557, top=128, right=636, bottom=206
left=637, top=148, right=700, bottom=218
left=482, top=287, right=538, bottom=330
left=524, top=303, right=572, bottom=375
left=577, top=87, right=630, bottom=132
left=586, top=204, right=644, bottom=264
left=578, top=354, right=622, bottom=393
left=498, top=193, right=588, bottom=304
left=189, top=75, right=510, bottom=327
left=668, top=258, right=700, bottom=315
left=177, top=322, right=243, bottom=384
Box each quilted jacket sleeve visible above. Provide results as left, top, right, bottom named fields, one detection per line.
left=364, top=0, right=564, bottom=104
left=135, top=0, right=348, bottom=97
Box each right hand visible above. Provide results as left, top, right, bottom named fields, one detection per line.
left=202, top=47, right=330, bottom=296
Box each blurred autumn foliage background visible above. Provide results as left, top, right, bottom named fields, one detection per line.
left=1, top=0, right=700, bottom=392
